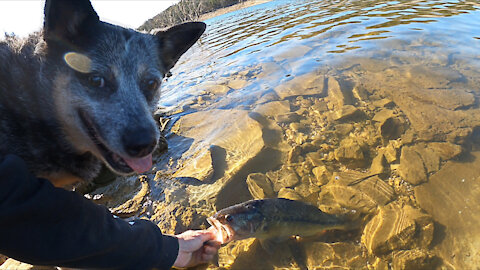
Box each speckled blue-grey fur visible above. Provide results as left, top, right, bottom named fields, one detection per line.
left=0, top=0, right=206, bottom=182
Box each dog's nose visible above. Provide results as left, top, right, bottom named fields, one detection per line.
left=122, top=126, right=157, bottom=158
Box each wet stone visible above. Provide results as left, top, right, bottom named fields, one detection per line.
left=253, top=100, right=291, bottom=118
left=311, top=165, right=331, bottom=186
left=392, top=249, right=435, bottom=270
left=227, top=78, right=249, bottom=90
left=305, top=151, right=325, bottom=167
left=372, top=109, right=395, bottom=123
left=246, top=173, right=275, bottom=199
left=370, top=150, right=389, bottom=175
left=399, top=146, right=427, bottom=185
left=274, top=72, right=325, bottom=99
left=334, top=123, right=354, bottom=136
left=318, top=184, right=377, bottom=214
left=333, top=105, right=366, bottom=122
left=372, top=98, right=395, bottom=108
left=428, top=141, right=462, bottom=160
left=361, top=203, right=434, bottom=255
left=334, top=138, right=367, bottom=168
left=275, top=112, right=301, bottom=124
left=379, top=117, right=407, bottom=140
left=266, top=168, right=300, bottom=192
left=277, top=187, right=303, bottom=200
left=327, top=77, right=346, bottom=109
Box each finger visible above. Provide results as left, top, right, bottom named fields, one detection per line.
left=204, top=240, right=221, bottom=249
left=201, top=253, right=215, bottom=262
left=197, top=229, right=217, bottom=242
left=204, top=245, right=219, bottom=255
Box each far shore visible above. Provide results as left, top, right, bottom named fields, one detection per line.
left=199, top=0, right=272, bottom=21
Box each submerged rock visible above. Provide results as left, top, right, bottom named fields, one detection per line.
left=399, top=146, right=427, bottom=185
left=392, top=249, right=435, bottom=270
left=246, top=173, right=275, bottom=199
left=361, top=203, right=434, bottom=255
left=334, top=138, right=367, bottom=168
left=274, top=72, right=325, bottom=99
left=172, top=109, right=264, bottom=182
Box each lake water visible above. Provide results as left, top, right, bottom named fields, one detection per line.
left=98, top=1, right=480, bottom=269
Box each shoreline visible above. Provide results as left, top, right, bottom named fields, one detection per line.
left=199, top=0, right=272, bottom=21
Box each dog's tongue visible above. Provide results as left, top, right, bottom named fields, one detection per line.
left=123, top=154, right=152, bottom=173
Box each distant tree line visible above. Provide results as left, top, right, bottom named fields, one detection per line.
left=139, top=0, right=247, bottom=31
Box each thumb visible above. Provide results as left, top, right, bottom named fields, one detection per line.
left=197, top=229, right=216, bottom=242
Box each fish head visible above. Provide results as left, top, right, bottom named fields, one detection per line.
left=207, top=200, right=265, bottom=244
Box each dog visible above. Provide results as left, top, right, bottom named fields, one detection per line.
left=0, top=0, right=205, bottom=187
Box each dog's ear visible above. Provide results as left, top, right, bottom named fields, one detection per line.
left=155, top=22, right=206, bottom=71
left=43, top=0, right=99, bottom=42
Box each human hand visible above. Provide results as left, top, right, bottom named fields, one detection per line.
left=173, top=227, right=221, bottom=268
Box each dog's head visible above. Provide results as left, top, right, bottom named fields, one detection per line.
left=42, top=0, right=205, bottom=175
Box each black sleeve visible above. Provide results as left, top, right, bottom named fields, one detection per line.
left=0, top=154, right=179, bottom=269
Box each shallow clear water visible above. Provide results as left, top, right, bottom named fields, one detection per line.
left=149, top=1, right=480, bottom=269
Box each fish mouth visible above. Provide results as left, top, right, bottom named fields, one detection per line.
left=78, top=109, right=151, bottom=175
left=207, top=217, right=235, bottom=244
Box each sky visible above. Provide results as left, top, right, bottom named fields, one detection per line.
left=0, top=1, right=180, bottom=37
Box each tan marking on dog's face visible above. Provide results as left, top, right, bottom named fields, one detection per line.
left=38, top=170, right=83, bottom=188
left=52, top=73, right=98, bottom=155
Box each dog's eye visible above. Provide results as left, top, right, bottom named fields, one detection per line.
left=145, top=79, right=159, bottom=91
left=88, top=75, right=105, bottom=88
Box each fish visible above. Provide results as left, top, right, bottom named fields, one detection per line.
left=207, top=198, right=353, bottom=246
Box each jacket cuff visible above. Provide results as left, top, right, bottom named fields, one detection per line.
left=156, top=234, right=179, bottom=269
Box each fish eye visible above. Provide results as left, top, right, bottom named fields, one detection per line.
left=88, top=75, right=105, bottom=88
left=145, top=79, right=159, bottom=91
left=225, top=214, right=233, bottom=222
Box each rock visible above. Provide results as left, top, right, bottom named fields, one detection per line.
left=203, top=83, right=231, bottom=95
left=379, top=117, right=406, bottom=140
left=274, top=72, right=325, bottom=99
left=171, top=109, right=264, bottom=182
left=267, top=168, right=300, bottom=192
left=333, top=105, right=366, bottom=122
left=392, top=249, right=435, bottom=270
left=227, top=79, right=249, bottom=90
left=275, top=112, right=301, bottom=124
left=361, top=203, right=434, bottom=255
left=327, top=77, right=346, bottom=109
left=415, top=151, right=480, bottom=269
left=372, top=98, right=395, bottom=108
left=352, top=85, right=370, bottom=102
left=305, top=151, right=324, bottom=167
left=319, top=185, right=377, bottom=214
left=217, top=239, right=258, bottom=269
left=411, top=88, right=475, bottom=111
left=253, top=100, right=291, bottom=118
left=334, top=123, right=354, bottom=136
left=311, top=165, right=331, bottom=186
left=278, top=187, right=303, bottom=200
left=428, top=142, right=462, bottom=160
left=399, top=146, right=427, bottom=185
left=151, top=202, right=202, bottom=235
left=305, top=242, right=366, bottom=269
left=110, top=176, right=149, bottom=218
left=372, top=109, right=395, bottom=123
left=334, top=138, right=367, bottom=168
left=246, top=173, right=275, bottom=199
left=355, top=176, right=394, bottom=206
left=414, top=146, right=440, bottom=174
left=370, top=150, right=388, bottom=175
left=384, top=142, right=399, bottom=163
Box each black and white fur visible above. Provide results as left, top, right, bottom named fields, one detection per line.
left=0, top=0, right=205, bottom=184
